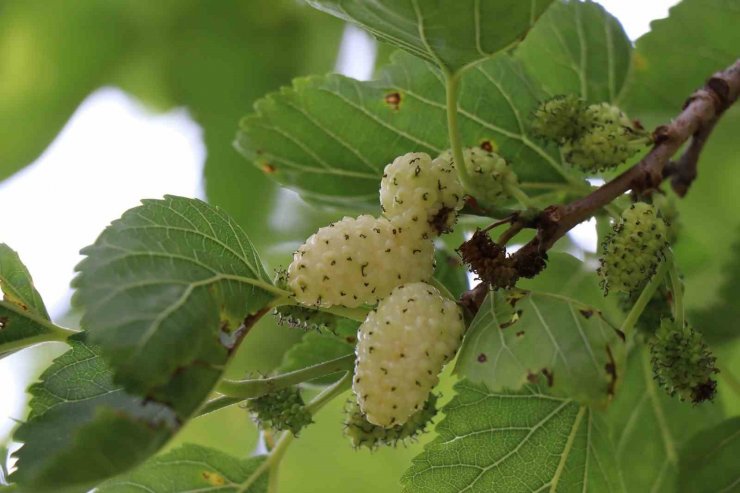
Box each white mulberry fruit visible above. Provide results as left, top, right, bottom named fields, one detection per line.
left=598, top=203, right=669, bottom=295
left=380, top=152, right=464, bottom=237
left=353, top=282, right=465, bottom=427
left=288, top=215, right=434, bottom=308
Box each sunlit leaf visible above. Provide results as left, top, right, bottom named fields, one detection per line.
left=456, top=278, right=624, bottom=406
left=306, top=0, right=555, bottom=74
left=236, top=51, right=570, bottom=209
left=402, top=380, right=621, bottom=492
left=515, top=0, right=632, bottom=103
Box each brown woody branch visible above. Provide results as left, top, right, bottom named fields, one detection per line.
left=462, top=58, right=740, bottom=315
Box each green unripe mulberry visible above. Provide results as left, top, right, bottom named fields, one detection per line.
left=598, top=203, right=669, bottom=295
left=246, top=387, right=313, bottom=436
left=564, top=103, right=648, bottom=171
left=343, top=394, right=438, bottom=449
left=650, top=319, right=718, bottom=403
left=438, top=147, right=519, bottom=205
left=530, top=94, right=587, bottom=143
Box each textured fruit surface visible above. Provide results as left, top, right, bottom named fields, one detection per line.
left=344, top=393, right=437, bottom=449
left=439, top=147, right=519, bottom=205
left=564, top=103, right=647, bottom=171
left=353, top=282, right=465, bottom=427
left=246, top=387, right=313, bottom=435
left=288, top=215, right=434, bottom=308
left=650, top=319, right=718, bottom=403
left=599, top=203, right=669, bottom=295
left=380, top=152, right=464, bottom=237
left=530, top=94, right=587, bottom=143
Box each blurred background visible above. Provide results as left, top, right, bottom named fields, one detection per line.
left=0, top=1, right=703, bottom=491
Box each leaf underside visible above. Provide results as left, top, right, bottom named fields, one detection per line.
left=306, top=0, right=555, bottom=73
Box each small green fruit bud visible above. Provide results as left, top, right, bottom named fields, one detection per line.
left=530, top=94, right=587, bottom=143
left=598, top=203, right=669, bottom=295
left=650, top=319, right=718, bottom=403
left=246, top=387, right=313, bottom=436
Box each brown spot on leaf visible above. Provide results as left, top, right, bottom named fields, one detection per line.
left=499, top=310, right=522, bottom=329
left=261, top=163, right=276, bottom=174
left=542, top=368, right=554, bottom=387
left=477, top=353, right=487, bottom=363
left=515, top=330, right=525, bottom=338
left=202, top=471, right=226, bottom=486
left=480, top=140, right=494, bottom=152
left=385, top=91, right=402, bottom=110
left=579, top=309, right=594, bottom=319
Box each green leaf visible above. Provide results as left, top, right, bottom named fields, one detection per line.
left=690, top=226, right=740, bottom=343
left=0, top=244, right=48, bottom=318
left=619, top=0, right=740, bottom=114
left=456, top=258, right=625, bottom=406
left=0, top=244, right=67, bottom=358
left=677, top=417, right=740, bottom=493
left=236, top=51, right=570, bottom=209
left=306, top=0, right=554, bottom=74
left=514, top=0, right=632, bottom=103
left=73, top=195, right=282, bottom=413
left=97, top=444, right=268, bottom=493
left=278, top=331, right=354, bottom=386
left=678, top=416, right=740, bottom=493
left=605, top=347, right=724, bottom=493
left=402, top=380, right=621, bottom=492
left=11, top=334, right=177, bottom=493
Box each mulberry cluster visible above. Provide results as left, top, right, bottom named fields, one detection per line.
left=380, top=152, right=465, bottom=237
left=439, top=147, right=520, bottom=205
left=598, top=203, right=669, bottom=295
left=286, top=152, right=468, bottom=430
left=353, top=283, right=464, bottom=427
left=650, top=319, right=718, bottom=403
left=531, top=96, right=649, bottom=171
left=245, top=387, right=313, bottom=435
left=343, top=394, right=438, bottom=449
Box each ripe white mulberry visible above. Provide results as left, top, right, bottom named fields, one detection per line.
left=353, top=282, right=465, bottom=427
left=380, top=152, right=464, bottom=237
left=288, top=215, right=434, bottom=308
left=598, top=203, right=669, bottom=295
left=440, top=147, right=519, bottom=205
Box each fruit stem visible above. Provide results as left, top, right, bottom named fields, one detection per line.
left=444, top=71, right=474, bottom=194
left=217, top=354, right=355, bottom=399
left=241, top=372, right=352, bottom=493
left=619, top=258, right=670, bottom=337
left=666, top=250, right=684, bottom=327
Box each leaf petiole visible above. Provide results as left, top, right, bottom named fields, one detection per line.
left=619, top=256, right=670, bottom=337
left=216, top=354, right=355, bottom=399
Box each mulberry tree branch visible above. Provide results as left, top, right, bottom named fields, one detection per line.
left=462, top=58, right=740, bottom=314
